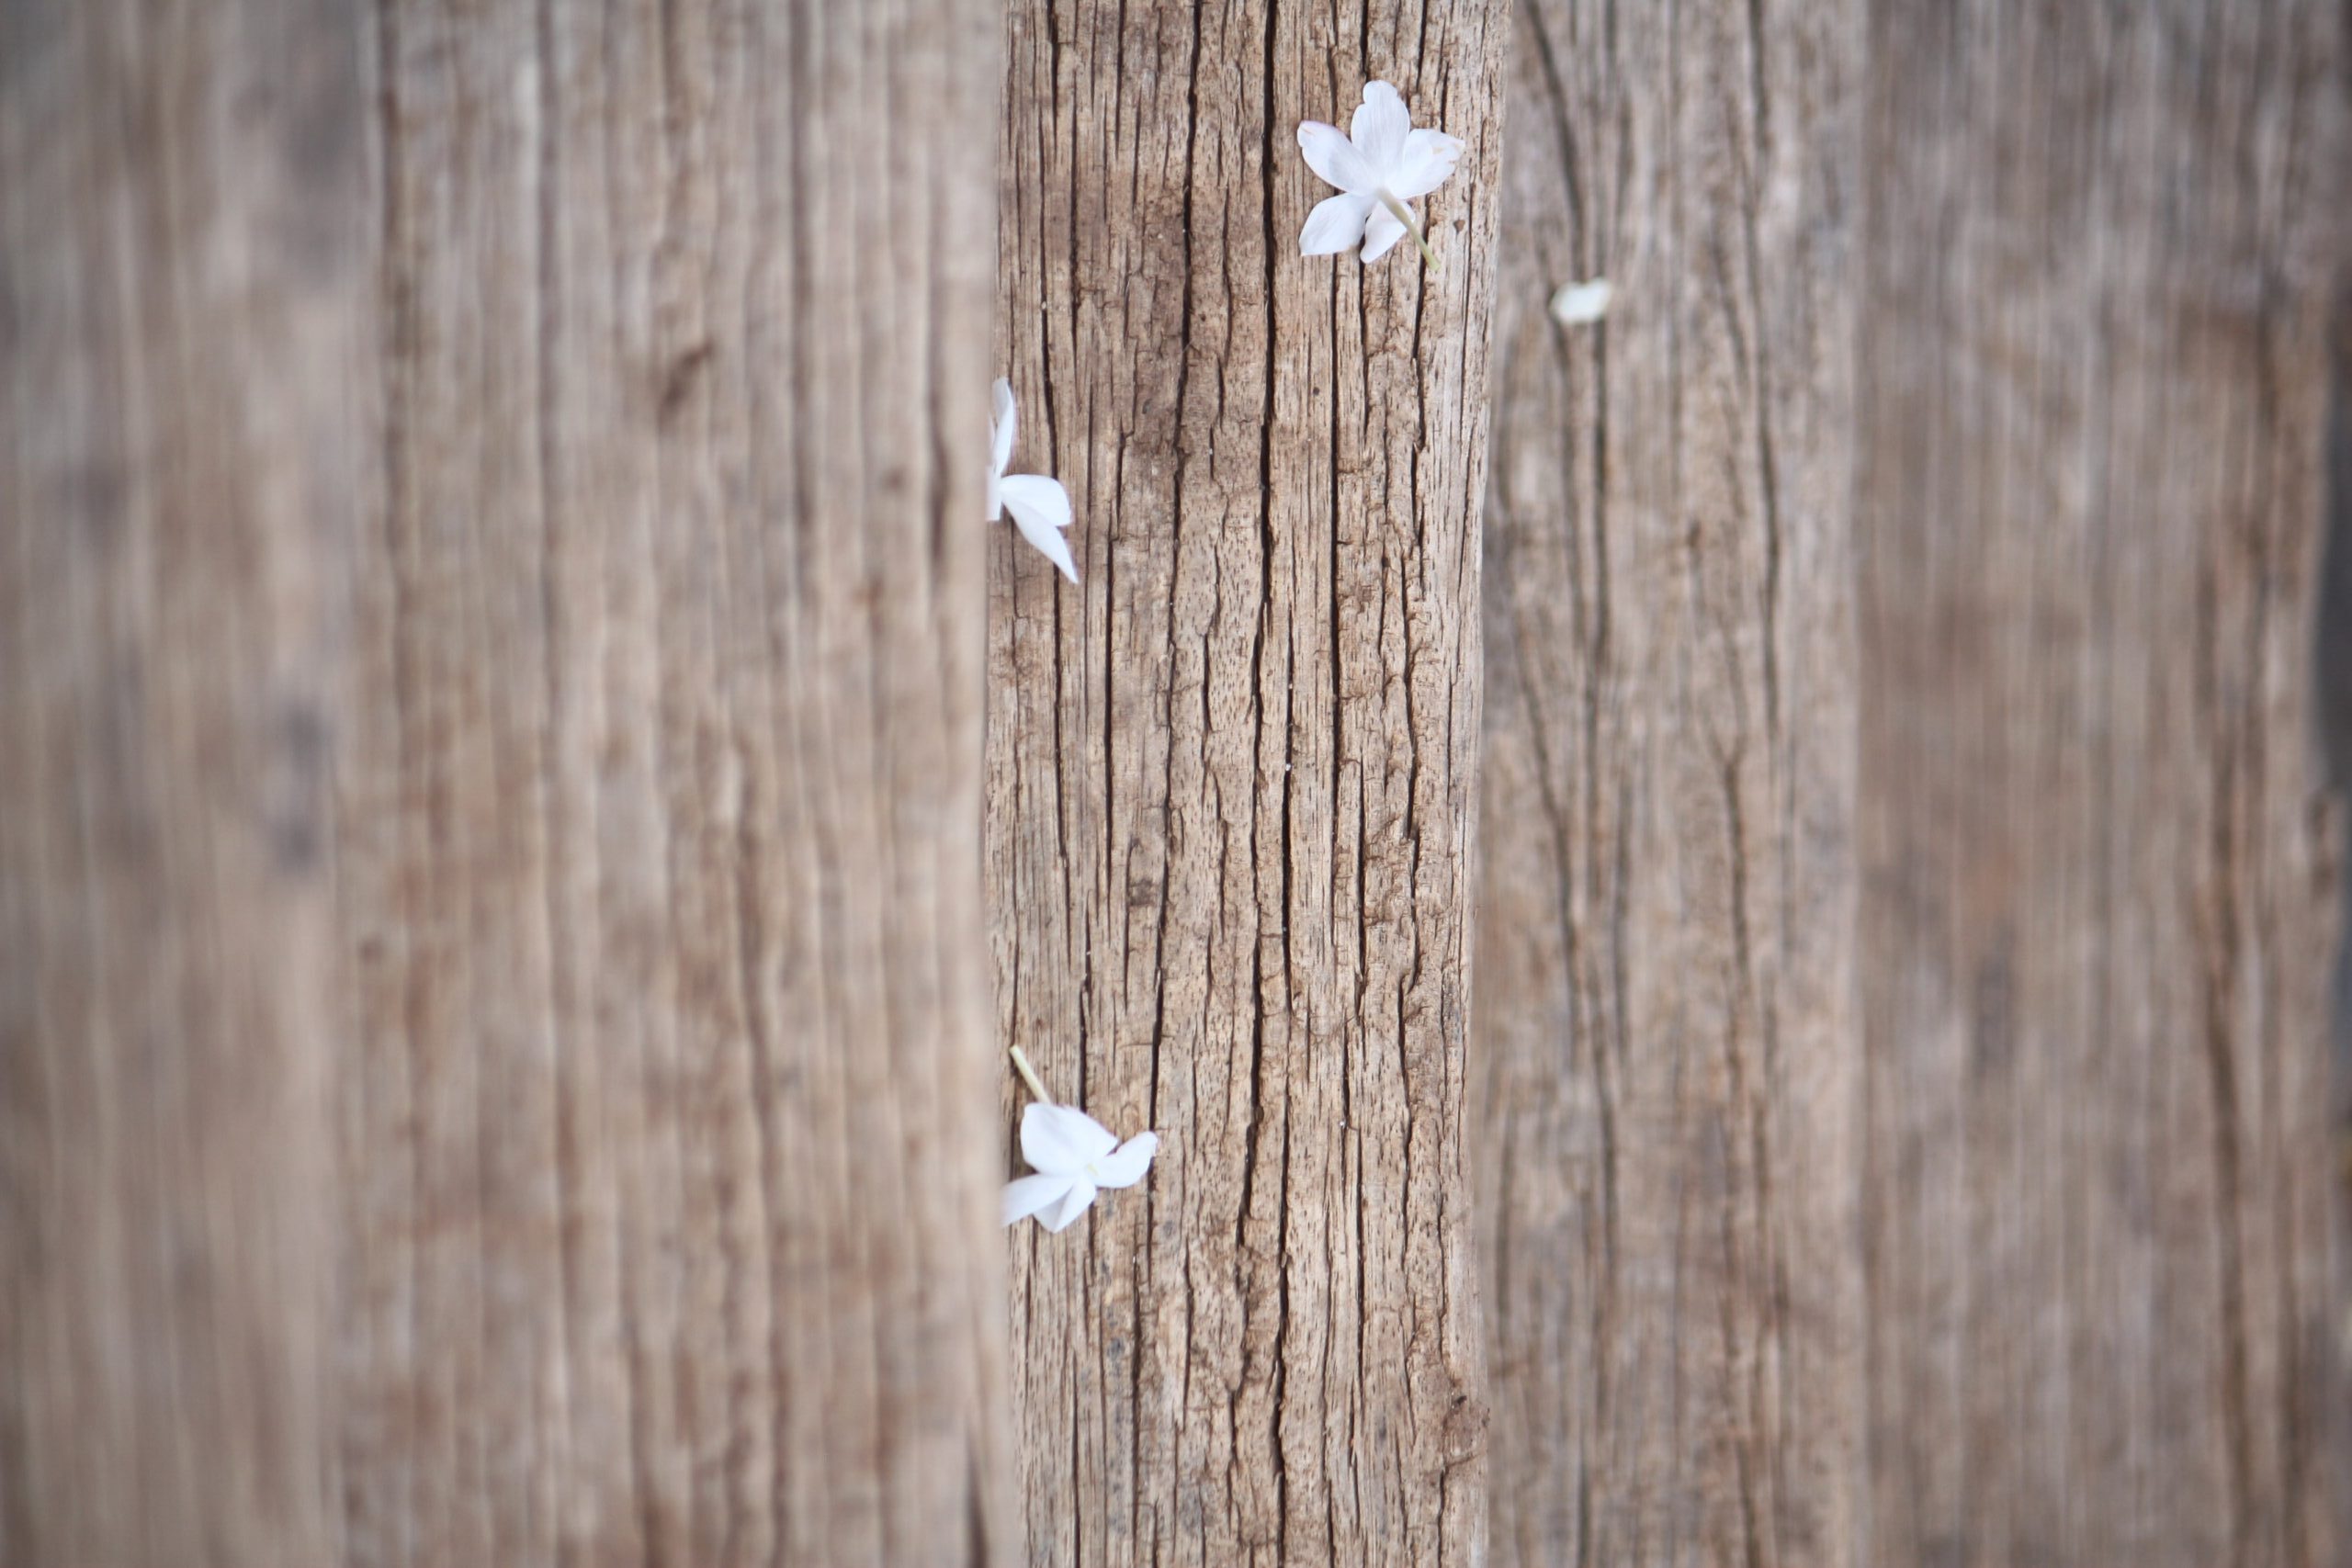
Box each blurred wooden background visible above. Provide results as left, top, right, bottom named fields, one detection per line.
left=1479, top=2, right=2346, bottom=1565
left=2, top=1, right=2344, bottom=1565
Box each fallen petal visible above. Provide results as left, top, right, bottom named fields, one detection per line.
left=1351, top=81, right=1411, bottom=171
left=1021, top=1100, right=1118, bottom=1173
left=1003, top=479, right=1079, bottom=583
left=1301, top=191, right=1376, bottom=256
left=1090, top=1131, right=1159, bottom=1189
left=1550, top=277, right=1613, bottom=325
left=1002, top=1172, right=1072, bottom=1226
left=1361, top=202, right=1409, bottom=264
left=1298, top=119, right=1379, bottom=195
left=990, top=378, right=1018, bottom=479
left=1390, top=129, right=1466, bottom=201
left=1042, top=1177, right=1099, bottom=1233
left=998, top=472, right=1071, bottom=533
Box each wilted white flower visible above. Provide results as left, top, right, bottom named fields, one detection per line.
left=989, top=378, right=1078, bottom=584
left=1297, top=81, right=1464, bottom=268
left=1550, top=277, right=1613, bottom=325
left=1001, top=1046, right=1159, bottom=1233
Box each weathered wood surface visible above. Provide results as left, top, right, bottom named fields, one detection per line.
left=0, top=3, right=366, bottom=1562
left=9, top=0, right=2346, bottom=1562
left=1478, top=1, right=2346, bottom=1565
left=1473, top=2, right=1864, bottom=1565
left=2331, top=299, right=2352, bottom=1568
left=987, top=2, right=1510, bottom=1562
left=4, top=2, right=1016, bottom=1564
left=1855, top=5, right=2345, bottom=1565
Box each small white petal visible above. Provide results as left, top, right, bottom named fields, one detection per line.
left=1300, top=191, right=1375, bottom=256
left=1351, top=81, right=1412, bottom=172
left=997, top=472, right=1071, bottom=532
left=1041, top=1178, right=1099, bottom=1233
left=1297, top=120, right=1378, bottom=195
left=1390, top=129, right=1465, bottom=200
left=1002, top=1172, right=1074, bottom=1226
left=1089, top=1131, right=1159, bottom=1190
left=1014, top=517, right=1080, bottom=584
left=1361, top=202, right=1409, bottom=264
left=1020, top=1101, right=1118, bottom=1174
left=1549, top=277, right=1613, bottom=325
left=1001, top=475, right=1079, bottom=583
left=989, top=378, right=1017, bottom=480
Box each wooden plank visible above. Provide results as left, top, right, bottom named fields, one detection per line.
left=337, top=4, right=1012, bottom=1563
left=3, top=1, right=1015, bottom=1562
left=1473, top=1, right=1865, bottom=1564
left=1857, top=6, right=2346, bottom=1565
left=0, top=3, right=368, bottom=1562
left=987, top=2, right=1510, bottom=1562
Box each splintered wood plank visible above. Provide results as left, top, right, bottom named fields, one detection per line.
left=1857, top=5, right=2346, bottom=1565
left=987, top=2, right=1510, bottom=1562
left=0, top=2, right=368, bottom=1562
left=334, top=4, right=1012, bottom=1563
left=1474, top=2, right=1865, bottom=1565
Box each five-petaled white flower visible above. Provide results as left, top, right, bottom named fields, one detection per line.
left=1297, top=81, right=1464, bottom=268
left=1001, top=1046, right=1159, bottom=1233
left=1001, top=1102, right=1159, bottom=1232
left=989, top=378, right=1079, bottom=584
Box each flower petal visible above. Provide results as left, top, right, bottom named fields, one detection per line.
left=1002, top=1172, right=1072, bottom=1226
left=998, top=472, right=1071, bottom=531
left=1090, top=1131, right=1159, bottom=1190
left=990, top=378, right=1017, bottom=479
left=1297, top=119, right=1377, bottom=195
left=1549, top=277, right=1613, bottom=325
left=1300, top=191, right=1375, bottom=256
left=1001, top=475, right=1079, bottom=583
left=1351, top=81, right=1412, bottom=173
left=1020, top=1101, right=1118, bottom=1174
left=1361, top=202, right=1409, bottom=264
left=1042, top=1177, right=1099, bottom=1233
left=1389, top=129, right=1465, bottom=200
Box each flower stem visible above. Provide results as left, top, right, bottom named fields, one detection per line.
left=1377, top=189, right=1442, bottom=272
left=1008, top=1044, right=1053, bottom=1105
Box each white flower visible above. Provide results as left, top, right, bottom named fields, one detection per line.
left=988, top=378, right=1078, bottom=584
left=1297, top=81, right=1464, bottom=268
left=1001, top=1101, right=1160, bottom=1232
left=1550, top=277, right=1613, bottom=325
left=1000, top=1047, right=1157, bottom=1233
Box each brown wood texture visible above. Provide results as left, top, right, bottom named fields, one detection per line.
left=0, top=3, right=367, bottom=1562
left=1477, top=1, right=2348, bottom=1565
left=345, top=2, right=1013, bottom=1563
left=4, top=2, right=1016, bottom=1564
left=2331, top=299, right=2352, bottom=1568
left=986, top=2, right=1510, bottom=1563
left=1857, top=5, right=2346, bottom=1566
left=1474, top=2, right=1865, bottom=1566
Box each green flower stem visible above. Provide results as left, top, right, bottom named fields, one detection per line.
left=1377, top=189, right=1441, bottom=272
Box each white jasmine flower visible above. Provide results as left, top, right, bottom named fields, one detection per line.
left=1297, top=81, right=1464, bottom=268
left=1001, top=1046, right=1159, bottom=1233
left=1550, top=277, right=1613, bottom=325
left=989, top=378, right=1078, bottom=584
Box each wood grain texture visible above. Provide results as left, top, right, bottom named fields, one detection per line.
left=0, top=2, right=366, bottom=1562
left=1474, top=2, right=1864, bottom=1565
left=5, top=1, right=1015, bottom=1563
left=343, top=3, right=1012, bottom=1563
left=2330, top=292, right=2352, bottom=1564
left=987, top=2, right=1509, bottom=1562
left=1857, top=5, right=2346, bottom=1565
